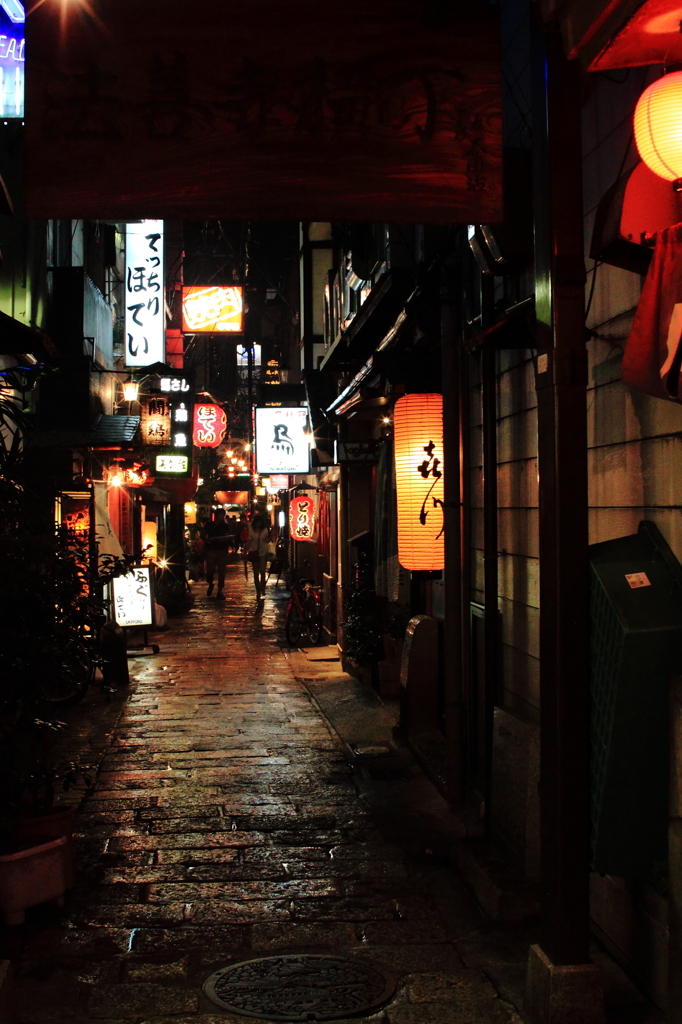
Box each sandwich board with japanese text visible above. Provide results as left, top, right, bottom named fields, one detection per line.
left=112, top=566, right=154, bottom=628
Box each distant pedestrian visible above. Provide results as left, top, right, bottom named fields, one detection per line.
left=247, top=514, right=270, bottom=599
left=202, top=509, right=230, bottom=599
left=227, top=515, right=239, bottom=553
left=188, top=526, right=205, bottom=581
left=239, top=515, right=250, bottom=579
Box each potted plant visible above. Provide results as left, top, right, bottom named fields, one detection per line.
left=0, top=364, right=123, bottom=921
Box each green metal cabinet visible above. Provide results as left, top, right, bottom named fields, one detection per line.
left=589, top=521, right=682, bottom=886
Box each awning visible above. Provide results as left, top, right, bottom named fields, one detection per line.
left=538, top=0, right=682, bottom=71
left=28, top=414, right=140, bottom=450
left=320, top=269, right=415, bottom=372
left=139, top=472, right=198, bottom=505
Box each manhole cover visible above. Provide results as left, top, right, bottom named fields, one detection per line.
left=203, top=954, right=397, bottom=1021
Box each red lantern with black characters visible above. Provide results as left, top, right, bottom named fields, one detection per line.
left=289, top=494, right=316, bottom=542
left=192, top=403, right=227, bottom=448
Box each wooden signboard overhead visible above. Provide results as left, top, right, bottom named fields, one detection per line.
left=24, top=1, right=501, bottom=223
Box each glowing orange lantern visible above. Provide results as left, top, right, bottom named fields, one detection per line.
left=124, top=462, right=152, bottom=487
left=393, top=393, right=444, bottom=571
left=634, top=71, right=682, bottom=189
left=289, top=494, right=316, bottom=542
left=192, top=403, right=227, bottom=448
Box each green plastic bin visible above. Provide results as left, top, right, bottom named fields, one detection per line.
left=589, top=520, right=682, bottom=886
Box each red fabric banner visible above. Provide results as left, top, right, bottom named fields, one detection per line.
left=623, top=223, right=682, bottom=401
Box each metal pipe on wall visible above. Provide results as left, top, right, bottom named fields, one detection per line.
left=481, top=277, right=499, bottom=834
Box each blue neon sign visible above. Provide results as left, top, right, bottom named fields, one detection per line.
left=0, top=0, right=23, bottom=119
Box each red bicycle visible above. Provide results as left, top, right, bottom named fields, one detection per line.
left=285, top=578, right=322, bottom=646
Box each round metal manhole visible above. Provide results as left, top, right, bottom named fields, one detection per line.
left=202, top=953, right=398, bottom=1021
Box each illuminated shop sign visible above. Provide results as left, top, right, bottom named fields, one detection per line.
left=289, top=494, right=316, bottom=542
left=125, top=220, right=165, bottom=367
left=160, top=376, right=190, bottom=392
left=155, top=454, right=188, bottom=474
left=140, top=396, right=171, bottom=446
left=182, top=286, right=243, bottom=333
left=255, top=407, right=310, bottom=475
left=147, top=373, right=194, bottom=476
left=192, top=403, right=227, bottom=448
left=112, top=566, right=154, bottom=627
left=0, top=1, right=24, bottom=120
left=268, top=474, right=289, bottom=491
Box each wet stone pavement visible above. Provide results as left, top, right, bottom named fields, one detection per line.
left=4, top=562, right=529, bottom=1023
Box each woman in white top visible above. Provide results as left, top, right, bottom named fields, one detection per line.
left=247, top=514, right=270, bottom=599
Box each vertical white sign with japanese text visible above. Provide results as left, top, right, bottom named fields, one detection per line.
left=125, top=220, right=164, bottom=367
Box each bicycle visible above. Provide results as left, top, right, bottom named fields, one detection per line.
left=285, top=578, right=322, bottom=647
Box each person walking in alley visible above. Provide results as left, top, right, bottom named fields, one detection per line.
left=239, top=514, right=250, bottom=579
left=202, top=509, right=230, bottom=598
left=247, top=513, right=270, bottom=599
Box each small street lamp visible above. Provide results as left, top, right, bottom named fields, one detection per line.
left=122, top=378, right=139, bottom=403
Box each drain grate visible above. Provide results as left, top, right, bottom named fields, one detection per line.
left=203, top=953, right=397, bottom=1021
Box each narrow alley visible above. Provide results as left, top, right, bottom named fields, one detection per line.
left=1, top=564, right=535, bottom=1024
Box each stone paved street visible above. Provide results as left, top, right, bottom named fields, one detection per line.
left=0, top=562, right=654, bottom=1023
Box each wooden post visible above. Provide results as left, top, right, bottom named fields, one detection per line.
left=525, top=23, right=603, bottom=1020
left=669, top=677, right=682, bottom=1022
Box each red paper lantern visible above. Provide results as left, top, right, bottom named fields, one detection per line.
left=289, top=494, right=316, bottom=542
left=192, top=403, right=227, bottom=448
left=393, top=393, right=444, bottom=571
left=634, top=71, right=682, bottom=188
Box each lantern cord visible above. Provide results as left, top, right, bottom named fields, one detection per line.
left=584, top=258, right=601, bottom=325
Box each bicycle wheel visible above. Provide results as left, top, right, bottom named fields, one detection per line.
left=42, top=639, right=93, bottom=707
left=305, top=592, right=322, bottom=646
left=285, top=599, right=303, bottom=646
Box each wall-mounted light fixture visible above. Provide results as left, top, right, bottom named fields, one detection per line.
left=122, top=378, right=139, bottom=403
left=634, top=70, right=682, bottom=190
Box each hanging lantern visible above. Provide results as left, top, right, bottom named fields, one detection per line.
left=124, top=462, right=152, bottom=487
left=122, top=378, right=139, bottom=402
left=393, top=393, right=444, bottom=571
left=289, top=494, right=316, bottom=542
left=192, top=403, right=227, bottom=448
left=634, top=71, right=682, bottom=190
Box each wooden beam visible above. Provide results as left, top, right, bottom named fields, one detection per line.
left=533, top=24, right=590, bottom=967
